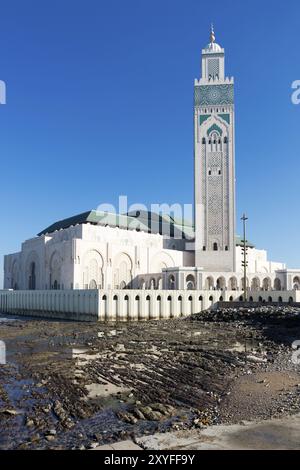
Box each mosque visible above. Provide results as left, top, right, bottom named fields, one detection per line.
left=3, top=28, right=300, bottom=296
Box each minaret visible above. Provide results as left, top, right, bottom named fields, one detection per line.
left=194, top=26, right=235, bottom=272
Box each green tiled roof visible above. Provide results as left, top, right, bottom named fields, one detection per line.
left=38, top=210, right=150, bottom=236
left=38, top=210, right=192, bottom=239
left=38, top=210, right=255, bottom=248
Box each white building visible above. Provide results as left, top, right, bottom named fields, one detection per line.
left=3, top=28, right=300, bottom=295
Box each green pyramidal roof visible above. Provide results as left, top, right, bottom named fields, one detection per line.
left=38, top=210, right=151, bottom=236
left=38, top=210, right=255, bottom=248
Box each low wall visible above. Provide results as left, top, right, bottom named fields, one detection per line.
left=0, top=290, right=99, bottom=321
left=0, top=289, right=299, bottom=322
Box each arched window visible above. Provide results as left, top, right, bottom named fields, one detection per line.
left=29, top=262, right=36, bottom=290
left=224, top=136, right=228, bottom=144
left=202, top=137, right=206, bottom=144
left=168, top=275, right=175, bottom=290
left=213, top=242, right=218, bottom=251
left=186, top=274, right=196, bottom=290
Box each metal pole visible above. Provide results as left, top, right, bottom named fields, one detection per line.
left=241, top=213, right=248, bottom=302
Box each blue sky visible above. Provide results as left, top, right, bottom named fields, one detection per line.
left=0, top=0, right=300, bottom=287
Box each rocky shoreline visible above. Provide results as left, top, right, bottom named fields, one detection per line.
left=0, top=306, right=299, bottom=450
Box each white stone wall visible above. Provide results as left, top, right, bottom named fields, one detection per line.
left=4, top=223, right=185, bottom=291
left=0, top=289, right=299, bottom=322
left=235, top=246, right=285, bottom=275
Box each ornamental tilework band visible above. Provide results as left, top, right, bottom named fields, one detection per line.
left=194, top=84, right=234, bottom=106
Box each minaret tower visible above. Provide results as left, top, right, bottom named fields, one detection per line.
left=194, top=26, right=235, bottom=272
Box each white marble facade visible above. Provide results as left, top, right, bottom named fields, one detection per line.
left=3, top=28, right=300, bottom=294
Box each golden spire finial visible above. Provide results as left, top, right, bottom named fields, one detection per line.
left=210, top=23, right=215, bottom=43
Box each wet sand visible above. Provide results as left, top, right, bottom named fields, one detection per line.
left=0, top=307, right=300, bottom=450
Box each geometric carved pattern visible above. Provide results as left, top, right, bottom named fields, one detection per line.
left=208, top=193, right=222, bottom=214
left=194, top=84, right=234, bottom=106
left=208, top=152, right=222, bottom=166
left=208, top=58, right=219, bottom=79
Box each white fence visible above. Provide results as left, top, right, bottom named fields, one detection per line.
left=0, top=289, right=299, bottom=322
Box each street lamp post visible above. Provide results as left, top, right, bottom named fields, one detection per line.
left=241, top=213, right=248, bottom=302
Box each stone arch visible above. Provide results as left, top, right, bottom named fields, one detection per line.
left=293, top=276, right=300, bottom=290
left=186, top=274, right=196, bottom=290
left=49, top=251, right=63, bottom=290
left=112, top=294, right=118, bottom=317
left=262, top=277, right=272, bottom=291
left=216, top=276, right=226, bottom=290
left=11, top=259, right=20, bottom=290
left=25, top=251, right=40, bottom=290
left=274, top=278, right=281, bottom=291
left=89, top=279, right=97, bottom=289
left=168, top=274, right=175, bottom=290
left=150, top=251, right=175, bottom=273
left=167, top=295, right=172, bottom=316
left=150, top=278, right=156, bottom=290
left=145, top=295, right=151, bottom=317
left=124, top=295, right=130, bottom=317
left=135, top=295, right=140, bottom=317
left=205, top=276, right=214, bottom=290
left=251, top=277, right=260, bottom=291
left=178, top=295, right=183, bottom=316
left=228, top=276, right=238, bottom=291
left=83, top=250, right=104, bottom=290
left=157, top=295, right=162, bottom=317
left=113, top=252, right=133, bottom=289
